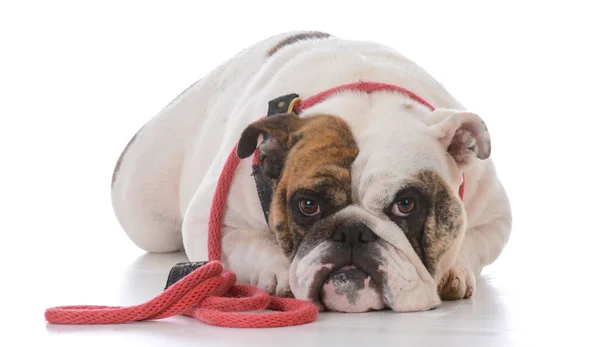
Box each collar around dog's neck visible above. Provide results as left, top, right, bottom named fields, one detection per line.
left=252, top=81, right=465, bottom=225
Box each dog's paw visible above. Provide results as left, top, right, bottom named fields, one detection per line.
left=250, top=266, right=293, bottom=298
left=437, top=264, right=475, bottom=300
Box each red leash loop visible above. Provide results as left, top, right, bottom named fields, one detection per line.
left=44, top=81, right=463, bottom=329
left=44, top=262, right=319, bottom=328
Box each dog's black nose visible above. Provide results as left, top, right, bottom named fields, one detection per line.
left=331, top=222, right=377, bottom=246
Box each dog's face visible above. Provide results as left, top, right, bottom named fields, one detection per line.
left=236, top=98, right=491, bottom=312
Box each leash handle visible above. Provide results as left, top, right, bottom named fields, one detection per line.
left=44, top=261, right=319, bottom=328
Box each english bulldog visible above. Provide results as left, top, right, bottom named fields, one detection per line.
left=111, top=31, right=512, bottom=312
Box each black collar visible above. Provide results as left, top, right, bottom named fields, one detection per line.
left=252, top=93, right=300, bottom=225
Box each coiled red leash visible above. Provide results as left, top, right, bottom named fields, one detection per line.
left=44, top=262, right=319, bottom=328
left=45, top=82, right=462, bottom=328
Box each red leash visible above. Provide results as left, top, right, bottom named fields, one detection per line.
left=44, top=262, right=318, bottom=328
left=45, top=81, right=462, bottom=328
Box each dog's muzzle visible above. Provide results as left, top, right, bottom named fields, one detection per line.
left=319, top=222, right=385, bottom=312
left=290, top=215, right=441, bottom=313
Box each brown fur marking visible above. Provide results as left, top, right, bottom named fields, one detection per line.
left=437, top=265, right=475, bottom=300
left=412, top=170, right=465, bottom=276
left=266, top=115, right=359, bottom=258
left=267, top=31, right=331, bottom=56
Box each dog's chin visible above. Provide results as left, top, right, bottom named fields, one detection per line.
left=320, top=265, right=386, bottom=312
left=290, top=243, right=392, bottom=312
left=310, top=265, right=385, bottom=313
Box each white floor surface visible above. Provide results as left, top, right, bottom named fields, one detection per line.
left=2, top=1, right=600, bottom=346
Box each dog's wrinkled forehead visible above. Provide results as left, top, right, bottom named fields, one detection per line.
left=300, top=92, right=458, bottom=199
left=335, top=97, right=457, bottom=206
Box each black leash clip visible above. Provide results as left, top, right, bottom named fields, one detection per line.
left=164, top=261, right=209, bottom=290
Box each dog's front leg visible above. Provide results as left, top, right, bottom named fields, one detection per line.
left=181, top=185, right=291, bottom=297
left=220, top=226, right=292, bottom=297
left=438, top=181, right=512, bottom=300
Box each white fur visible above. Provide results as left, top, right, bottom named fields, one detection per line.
left=111, top=31, right=512, bottom=309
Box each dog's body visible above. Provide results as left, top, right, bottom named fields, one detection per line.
left=111, top=31, right=512, bottom=312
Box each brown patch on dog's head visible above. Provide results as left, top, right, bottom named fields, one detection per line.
left=387, top=170, right=465, bottom=276
left=267, top=31, right=331, bottom=56
left=417, top=170, right=465, bottom=276
left=237, top=113, right=358, bottom=258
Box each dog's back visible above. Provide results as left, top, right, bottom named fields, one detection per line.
left=110, top=30, right=463, bottom=255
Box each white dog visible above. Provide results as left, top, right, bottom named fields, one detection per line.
left=111, top=31, right=512, bottom=312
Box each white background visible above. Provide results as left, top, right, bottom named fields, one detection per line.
left=1, top=1, right=599, bottom=346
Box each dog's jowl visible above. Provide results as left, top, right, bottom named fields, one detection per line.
left=111, top=31, right=512, bottom=312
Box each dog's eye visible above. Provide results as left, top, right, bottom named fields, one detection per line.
left=392, top=198, right=415, bottom=217
left=299, top=199, right=321, bottom=216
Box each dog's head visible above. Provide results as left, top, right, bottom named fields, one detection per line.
left=236, top=96, right=491, bottom=312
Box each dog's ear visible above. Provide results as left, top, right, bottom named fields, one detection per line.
left=431, top=110, right=491, bottom=169
left=236, top=113, right=305, bottom=179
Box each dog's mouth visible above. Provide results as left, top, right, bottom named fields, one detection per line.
left=310, top=264, right=386, bottom=312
